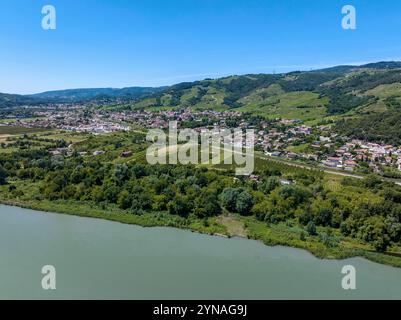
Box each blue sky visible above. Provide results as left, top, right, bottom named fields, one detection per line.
left=1, top=0, right=401, bottom=94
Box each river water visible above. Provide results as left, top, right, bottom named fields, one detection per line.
left=1, top=204, right=401, bottom=299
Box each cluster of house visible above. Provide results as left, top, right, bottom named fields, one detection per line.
left=6, top=110, right=130, bottom=134
left=327, top=140, right=401, bottom=172
left=112, top=108, right=244, bottom=129
left=257, top=124, right=313, bottom=151
left=7, top=106, right=401, bottom=174
left=258, top=122, right=401, bottom=173
left=49, top=147, right=133, bottom=159
left=63, top=123, right=130, bottom=134
left=266, top=134, right=401, bottom=172
left=322, top=157, right=358, bottom=172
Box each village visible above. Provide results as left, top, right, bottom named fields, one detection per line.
left=2, top=105, right=401, bottom=176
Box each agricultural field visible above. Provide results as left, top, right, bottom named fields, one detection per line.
left=35, top=131, right=90, bottom=143
left=363, top=83, right=401, bottom=99
left=0, top=126, right=47, bottom=135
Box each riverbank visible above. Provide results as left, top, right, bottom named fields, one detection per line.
left=3, top=203, right=401, bottom=299
left=2, top=197, right=401, bottom=268
left=0, top=198, right=227, bottom=236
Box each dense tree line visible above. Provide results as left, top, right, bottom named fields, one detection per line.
left=319, top=88, right=371, bottom=114
left=335, top=110, right=401, bottom=145
left=2, top=145, right=401, bottom=253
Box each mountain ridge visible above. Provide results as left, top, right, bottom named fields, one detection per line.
left=2, top=61, right=401, bottom=109
left=28, top=86, right=167, bottom=102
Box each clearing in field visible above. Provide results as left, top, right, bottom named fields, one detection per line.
left=0, top=126, right=47, bottom=135
left=218, top=215, right=247, bottom=237
left=0, top=134, right=11, bottom=143
left=36, top=131, right=90, bottom=143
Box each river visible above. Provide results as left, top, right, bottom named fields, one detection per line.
left=1, top=204, right=401, bottom=299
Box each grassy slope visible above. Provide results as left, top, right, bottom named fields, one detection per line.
left=364, top=83, right=401, bottom=99
left=353, top=82, right=401, bottom=114
left=121, top=65, right=401, bottom=125
left=238, top=91, right=329, bottom=120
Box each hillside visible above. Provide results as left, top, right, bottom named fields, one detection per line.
left=0, top=86, right=167, bottom=107
left=3, top=61, right=401, bottom=143
left=0, top=92, right=45, bottom=108
left=127, top=61, right=401, bottom=122
left=336, top=110, right=401, bottom=145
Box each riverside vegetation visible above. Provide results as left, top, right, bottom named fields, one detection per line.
left=1, top=130, right=401, bottom=267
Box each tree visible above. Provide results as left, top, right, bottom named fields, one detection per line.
left=360, top=216, right=391, bottom=252
left=299, top=208, right=313, bottom=226
left=363, top=174, right=382, bottom=189
left=306, top=221, right=317, bottom=236
left=130, top=164, right=147, bottom=179
left=167, top=195, right=191, bottom=217
left=315, top=208, right=332, bottom=227
left=235, top=191, right=254, bottom=216
left=0, top=165, right=8, bottom=185
left=252, top=200, right=270, bottom=221
left=385, top=215, right=401, bottom=243
left=56, top=139, right=68, bottom=148
left=278, top=185, right=310, bottom=209
left=104, top=185, right=120, bottom=203
left=221, top=188, right=242, bottom=212
left=91, top=186, right=105, bottom=202
left=259, top=176, right=280, bottom=194
left=117, top=190, right=132, bottom=209
left=340, top=221, right=350, bottom=236
left=131, top=193, right=152, bottom=212
left=152, top=194, right=168, bottom=211
left=221, top=188, right=254, bottom=215
left=114, top=164, right=129, bottom=182
left=193, top=191, right=221, bottom=218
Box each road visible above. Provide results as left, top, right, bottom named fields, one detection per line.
left=258, top=153, right=401, bottom=186
left=149, top=143, right=401, bottom=186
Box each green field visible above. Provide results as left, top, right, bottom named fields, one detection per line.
left=36, top=131, right=90, bottom=143
left=363, top=83, right=401, bottom=99
left=0, top=126, right=47, bottom=135
left=286, top=143, right=310, bottom=153
left=237, top=91, right=329, bottom=121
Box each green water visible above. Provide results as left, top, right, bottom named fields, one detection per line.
left=1, top=204, right=401, bottom=299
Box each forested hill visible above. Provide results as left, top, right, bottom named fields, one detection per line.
left=126, top=61, right=401, bottom=117
left=0, top=87, right=166, bottom=107
left=123, top=61, right=401, bottom=144
left=0, top=92, right=46, bottom=108
left=3, top=61, right=401, bottom=144
left=336, top=110, right=401, bottom=145
left=29, top=86, right=166, bottom=102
